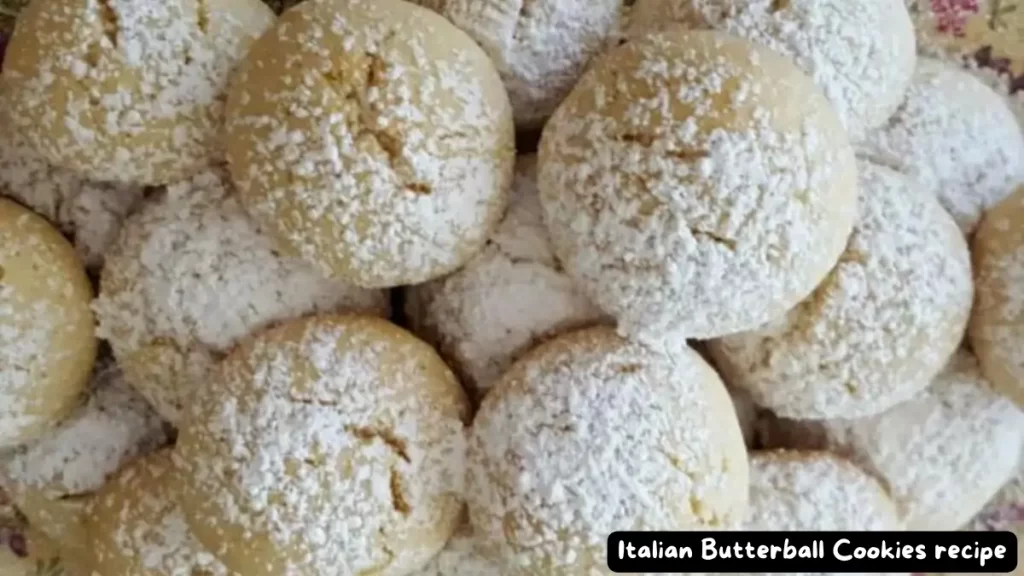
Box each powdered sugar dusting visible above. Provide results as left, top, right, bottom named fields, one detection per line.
left=406, top=155, right=607, bottom=400
left=226, top=0, right=515, bottom=288
left=1, top=360, right=169, bottom=499
left=467, top=326, right=748, bottom=573
left=970, top=185, right=1024, bottom=407
left=174, top=315, right=469, bottom=576
left=859, top=58, right=1024, bottom=234
left=93, top=167, right=389, bottom=424
left=709, top=161, right=973, bottom=420
left=428, top=0, right=622, bottom=128
left=0, top=199, right=96, bottom=448
left=746, top=451, right=902, bottom=532
left=0, top=115, right=145, bottom=270
left=538, top=30, right=858, bottom=343
left=763, top=351, right=1023, bottom=531
left=85, top=452, right=231, bottom=576
left=411, top=522, right=507, bottom=576
left=0, top=0, right=274, bottom=185
left=629, top=0, right=916, bottom=141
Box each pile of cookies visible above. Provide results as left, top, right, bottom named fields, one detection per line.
left=0, top=0, right=1021, bottom=574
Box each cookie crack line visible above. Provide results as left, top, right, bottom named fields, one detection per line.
left=95, top=0, right=120, bottom=48
left=345, top=425, right=411, bottom=463
left=317, top=30, right=432, bottom=197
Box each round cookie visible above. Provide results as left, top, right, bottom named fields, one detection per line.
left=467, top=326, right=749, bottom=574
left=225, top=0, right=515, bottom=288
left=970, top=184, right=1024, bottom=408
left=747, top=450, right=902, bottom=531
left=0, top=114, right=145, bottom=270
left=742, top=451, right=903, bottom=576
left=709, top=160, right=973, bottom=420
left=173, top=315, right=470, bottom=576
left=628, top=0, right=915, bottom=141
left=859, top=58, right=1024, bottom=234
left=421, top=0, right=622, bottom=130
left=0, top=198, right=97, bottom=448
left=538, top=30, right=858, bottom=343
left=406, top=155, right=607, bottom=401
left=94, top=167, right=390, bottom=424
left=757, top=351, right=1024, bottom=531
left=0, top=360, right=170, bottom=560
left=0, top=0, right=274, bottom=185
left=84, top=450, right=233, bottom=576
left=412, top=522, right=506, bottom=576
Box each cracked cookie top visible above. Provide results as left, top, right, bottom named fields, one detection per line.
left=405, top=155, right=607, bottom=402
left=0, top=0, right=274, bottom=185
left=709, top=160, right=974, bottom=420
left=84, top=450, right=232, bottom=576
left=93, top=166, right=390, bottom=424
left=466, top=326, right=749, bottom=573
left=173, top=314, right=471, bottom=576
left=537, top=30, right=858, bottom=344
left=224, top=0, right=516, bottom=289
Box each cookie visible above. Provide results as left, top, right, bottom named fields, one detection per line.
left=405, top=155, right=607, bottom=401
left=173, top=315, right=470, bottom=576
left=0, top=361, right=169, bottom=562
left=538, top=30, right=858, bottom=343
left=94, top=167, right=389, bottom=424
left=0, top=198, right=96, bottom=448
left=970, top=184, right=1024, bottom=408
left=709, top=160, right=973, bottom=419
left=0, top=116, right=146, bottom=270
left=859, top=58, right=1024, bottom=233
left=629, top=0, right=915, bottom=141
left=84, top=450, right=233, bottom=576
left=467, top=326, right=749, bottom=574
left=225, top=0, right=515, bottom=288
left=757, top=351, right=1024, bottom=531
left=0, top=0, right=274, bottom=185
left=420, top=0, right=622, bottom=129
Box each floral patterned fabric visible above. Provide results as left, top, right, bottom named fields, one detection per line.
left=909, top=0, right=1024, bottom=91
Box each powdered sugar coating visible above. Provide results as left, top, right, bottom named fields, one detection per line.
left=0, top=198, right=96, bottom=449
left=85, top=451, right=233, bottom=576
left=424, top=0, right=622, bottom=129
left=411, top=523, right=507, bottom=576
left=970, top=184, right=1024, bottom=408
left=0, top=117, right=145, bottom=270
left=628, top=0, right=915, bottom=142
left=94, top=167, right=389, bottom=424
left=709, top=161, right=973, bottom=420
left=747, top=451, right=901, bottom=531
left=0, top=0, right=274, bottom=185
left=406, top=155, right=607, bottom=401
left=859, top=58, right=1024, bottom=234
left=0, top=361, right=168, bottom=499
left=538, top=31, right=858, bottom=344
left=758, top=351, right=1023, bottom=531
left=174, top=315, right=470, bottom=576
left=467, top=326, right=749, bottom=574
left=226, top=0, right=515, bottom=288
